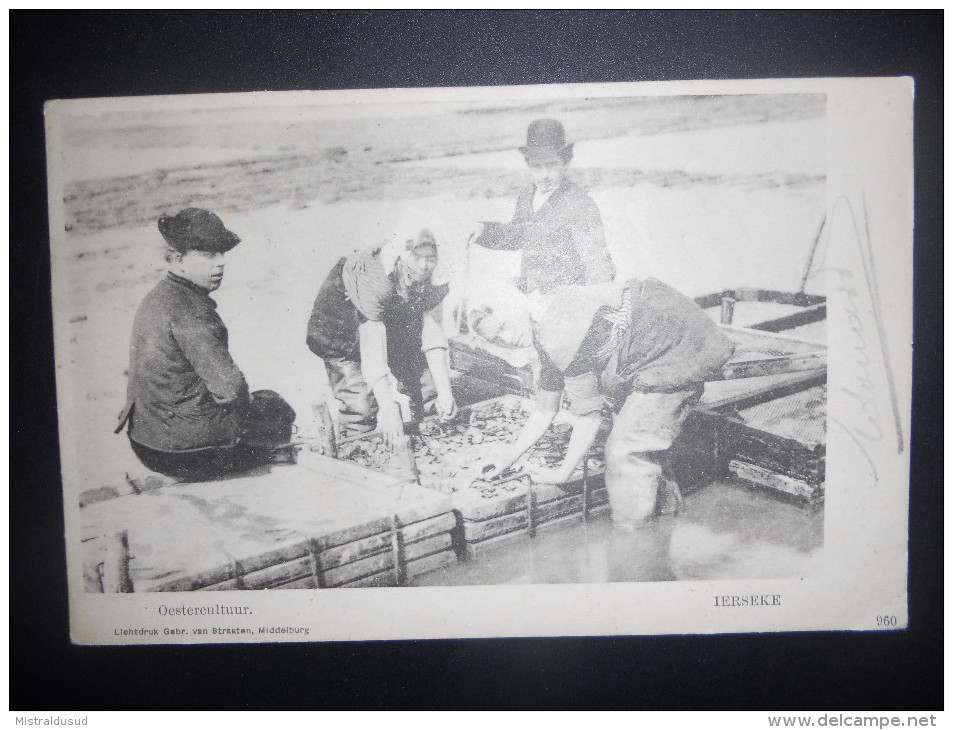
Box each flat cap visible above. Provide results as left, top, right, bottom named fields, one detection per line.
left=158, top=208, right=241, bottom=253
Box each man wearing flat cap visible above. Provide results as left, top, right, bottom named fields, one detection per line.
left=472, top=119, right=616, bottom=295
left=115, top=208, right=295, bottom=481
left=306, top=210, right=457, bottom=446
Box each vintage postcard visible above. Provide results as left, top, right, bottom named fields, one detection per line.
left=45, top=77, right=912, bottom=644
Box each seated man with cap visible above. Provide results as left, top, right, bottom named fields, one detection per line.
left=115, top=208, right=296, bottom=481
left=471, top=118, right=616, bottom=295
left=472, top=277, right=734, bottom=528
left=306, top=214, right=457, bottom=446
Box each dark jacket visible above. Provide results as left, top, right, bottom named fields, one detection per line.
left=476, top=179, right=616, bottom=294
left=306, top=250, right=448, bottom=367
left=115, top=273, right=248, bottom=452
left=537, top=278, right=735, bottom=402
left=614, top=278, right=734, bottom=393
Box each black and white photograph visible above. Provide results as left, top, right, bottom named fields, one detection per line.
left=44, top=78, right=911, bottom=643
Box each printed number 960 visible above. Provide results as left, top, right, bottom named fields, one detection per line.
left=876, top=615, right=898, bottom=627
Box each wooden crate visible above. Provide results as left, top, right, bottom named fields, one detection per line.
left=82, top=458, right=460, bottom=592
left=338, top=394, right=612, bottom=554
left=685, top=374, right=827, bottom=503
left=694, top=288, right=826, bottom=333
left=449, top=338, right=535, bottom=400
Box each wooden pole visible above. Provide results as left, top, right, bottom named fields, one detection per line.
left=582, top=457, right=590, bottom=524
left=720, top=295, right=736, bottom=325
left=392, top=434, right=420, bottom=484
left=525, top=480, right=536, bottom=538
left=798, top=214, right=827, bottom=294
left=100, top=530, right=133, bottom=593
left=390, top=515, right=405, bottom=586
left=311, top=402, right=338, bottom=458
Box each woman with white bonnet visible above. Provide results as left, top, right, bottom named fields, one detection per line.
left=306, top=207, right=457, bottom=446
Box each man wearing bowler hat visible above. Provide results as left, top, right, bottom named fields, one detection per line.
left=472, top=119, right=616, bottom=295
left=115, top=208, right=295, bottom=481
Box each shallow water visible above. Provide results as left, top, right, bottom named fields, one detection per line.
left=410, top=478, right=823, bottom=586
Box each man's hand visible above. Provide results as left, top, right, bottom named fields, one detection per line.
left=376, top=400, right=404, bottom=450
left=525, top=463, right=572, bottom=485
left=467, top=221, right=486, bottom=246
left=476, top=453, right=520, bottom=482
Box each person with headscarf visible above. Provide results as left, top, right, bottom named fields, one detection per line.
left=306, top=213, right=457, bottom=446
left=115, top=208, right=296, bottom=481
left=472, top=277, right=734, bottom=528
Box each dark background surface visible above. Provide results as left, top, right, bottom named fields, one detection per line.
left=10, top=10, right=942, bottom=710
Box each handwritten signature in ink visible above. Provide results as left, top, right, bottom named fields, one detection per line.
left=809, top=192, right=905, bottom=488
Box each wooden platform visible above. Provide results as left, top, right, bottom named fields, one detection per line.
left=82, top=451, right=458, bottom=592
left=453, top=473, right=609, bottom=553
left=337, top=394, right=613, bottom=556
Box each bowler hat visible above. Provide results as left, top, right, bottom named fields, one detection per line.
left=157, top=208, right=241, bottom=253
left=519, top=119, right=574, bottom=163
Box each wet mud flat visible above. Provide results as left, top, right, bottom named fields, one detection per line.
left=411, top=477, right=823, bottom=586
left=58, top=98, right=826, bottom=493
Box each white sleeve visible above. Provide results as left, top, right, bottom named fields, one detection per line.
left=421, top=309, right=449, bottom=352
left=358, top=319, right=391, bottom=387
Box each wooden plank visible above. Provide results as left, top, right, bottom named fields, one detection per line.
left=179, top=513, right=458, bottom=591
left=100, top=531, right=133, bottom=593
left=203, top=556, right=314, bottom=591
left=693, top=291, right=729, bottom=309
left=340, top=549, right=459, bottom=588
left=727, top=420, right=825, bottom=483
left=148, top=540, right=312, bottom=592
left=694, top=289, right=825, bottom=309
left=294, top=448, right=401, bottom=490
left=274, top=575, right=319, bottom=590
left=310, top=402, right=338, bottom=458
left=464, top=528, right=530, bottom=557
left=80, top=484, right=134, bottom=508
left=316, top=512, right=456, bottom=572
left=84, top=464, right=451, bottom=593
left=199, top=579, right=241, bottom=591
left=537, top=503, right=611, bottom=535
left=321, top=532, right=455, bottom=587
left=749, top=303, right=827, bottom=333
left=720, top=323, right=828, bottom=350
left=451, top=473, right=605, bottom=522
left=701, top=371, right=827, bottom=411
left=464, top=504, right=611, bottom=557
left=463, top=489, right=609, bottom=543
left=237, top=556, right=314, bottom=590
left=201, top=535, right=458, bottom=590
left=729, top=460, right=824, bottom=502
left=718, top=354, right=827, bottom=380
left=79, top=473, right=171, bottom=508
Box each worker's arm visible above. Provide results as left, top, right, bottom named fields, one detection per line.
left=471, top=193, right=530, bottom=252
left=422, top=308, right=456, bottom=419
left=358, top=319, right=404, bottom=448
left=527, top=370, right=605, bottom=484
left=481, top=392, right=560, bottom=480
left=424, top=348, right=456, bottom=420
left=526, top=412, right=602, bottom=484
left=171, top=302, right=249, bottom=406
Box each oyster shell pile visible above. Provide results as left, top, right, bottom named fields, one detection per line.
left=338, top=398, right=606, bottom=497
